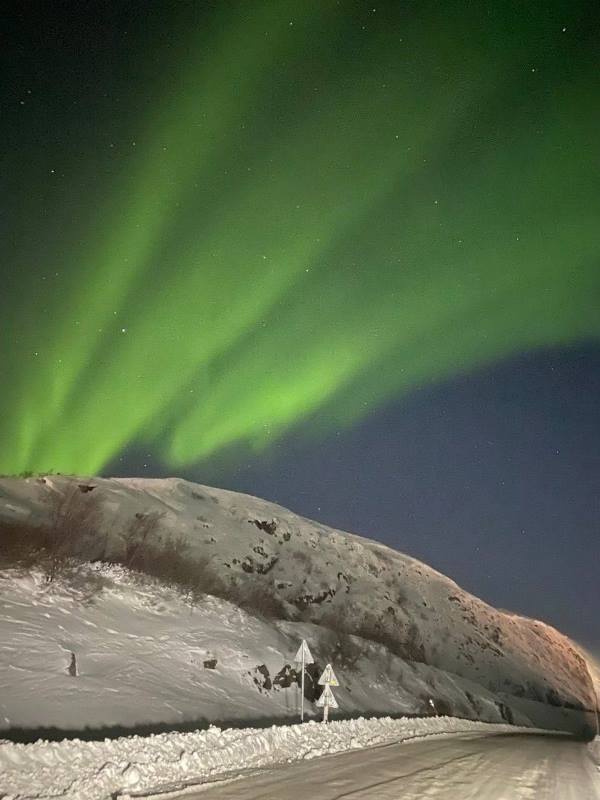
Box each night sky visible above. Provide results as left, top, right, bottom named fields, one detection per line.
left=2, top=3, right=599, bottom=650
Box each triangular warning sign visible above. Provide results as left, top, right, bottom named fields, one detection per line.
left=293, top=639, right=314, bottom=664
left=318, top=663, right=339, bottom=686
left=316, top=684, right=339, bottom=709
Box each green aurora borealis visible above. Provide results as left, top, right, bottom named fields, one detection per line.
left=2, top=0, right=599, bottom=476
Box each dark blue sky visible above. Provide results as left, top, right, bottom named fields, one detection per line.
left=114, top=344, right=600, bottom=650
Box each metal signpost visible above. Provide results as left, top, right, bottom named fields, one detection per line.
left=293, top=639, right=314, bottom=722
left=317, top=662, right=339, bottom=722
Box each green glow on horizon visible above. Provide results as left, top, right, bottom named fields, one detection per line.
left=2, top=1, right=599, bottom=475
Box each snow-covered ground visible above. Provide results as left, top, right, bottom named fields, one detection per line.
left=0, top=475, right=597, bottom=738
left=0, top=716, right=578, bottom=800
left=0, top=566, right=303, bottom=730
left=0, top=566, right=528, bottom=732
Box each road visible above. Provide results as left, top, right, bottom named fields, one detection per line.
left=174, top=732, right=600, bottom=800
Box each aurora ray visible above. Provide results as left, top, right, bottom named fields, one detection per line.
left=1, top=0, right=598, bottom=475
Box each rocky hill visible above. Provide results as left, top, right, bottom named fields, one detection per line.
left=0, top=475, right=596, bottom=738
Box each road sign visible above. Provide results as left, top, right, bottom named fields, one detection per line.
left=293, top=640, right=314, bottom=665
left=316, top=684, right=339, bottom=709
left=317, top=682, right=338, bottom=722
left=318, top=663, right=339, bottom=687
left=294, top=639, right=314, bottom=723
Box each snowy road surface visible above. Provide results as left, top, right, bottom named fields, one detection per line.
left=176, top=732, right=600, bottom=800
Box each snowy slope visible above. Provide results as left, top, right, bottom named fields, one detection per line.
left=0, top=565, right=533, bottom=733
left=0, top=475, right=596, bottom=737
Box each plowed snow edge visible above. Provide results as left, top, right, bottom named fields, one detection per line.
left=0, top=716, right=563, bottom=800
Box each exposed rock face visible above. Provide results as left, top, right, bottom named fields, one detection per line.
left=0, top=475, right=596, bottom=738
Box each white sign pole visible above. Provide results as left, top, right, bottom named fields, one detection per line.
left=301, top=646, right=305, bottom=722
left=323, top=699, right=329, bottom=723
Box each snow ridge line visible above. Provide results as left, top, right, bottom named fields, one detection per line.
left=0, top=716, right=552, bottom=800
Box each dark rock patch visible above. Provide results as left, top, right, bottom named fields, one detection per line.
left=252, top=664, right=272, bottom=692
left=273, top=664, right=300, bottom=689
left=257, top=557, right=278, bottom=575
left=67, top=652, right=78, bottom=677
left=294, top=588, right=336, bottom=610
left=249, top=519, right=277, bottom=535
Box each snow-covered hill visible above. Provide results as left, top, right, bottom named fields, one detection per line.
left=0, top=475, right=596, bottom=738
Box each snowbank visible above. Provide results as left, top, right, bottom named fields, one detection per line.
left=0, top=716, right=549, bottom=800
